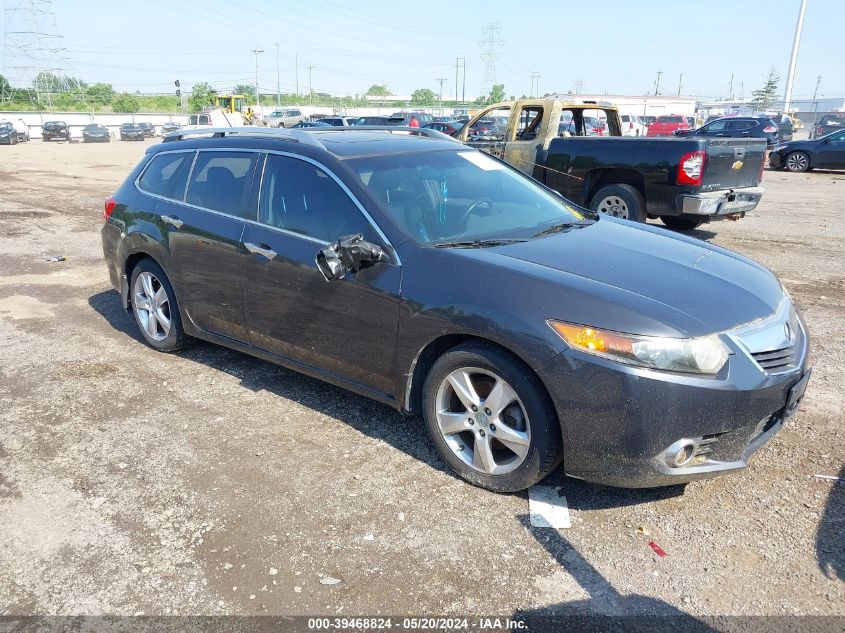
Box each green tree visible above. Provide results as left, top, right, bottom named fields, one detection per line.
left=86, top=83, right=115, bottom=106
left=366, top=84, right=391, bottom=97
left=189, top=82, right=217, bottom=113
left=233, top=83, right=257, bottom=104
left=411, top=88, right=436, bottom=106
left=750, top=67, right=780, bottom=112
left=489, top=83, right=505, bottom=103
left=112, top=93, right=141, bottom=113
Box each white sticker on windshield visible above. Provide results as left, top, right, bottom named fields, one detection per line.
left=457, top=151, right=506, bottom=171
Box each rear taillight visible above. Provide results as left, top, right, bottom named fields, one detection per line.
left=763, top=125, right=777, bottom=133
left=677, top=150, right=706, bottom=185
left=104, top=196, right=116, bottom=221
left=629, top=122, right=633, bottom=130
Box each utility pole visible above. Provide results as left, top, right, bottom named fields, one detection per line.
left=455, top=57, right=460, bottom=101
left=740, top=82, right=744, bottom=100
left=436, top=77, right=446, bottom=104
left=251, top=47, right=264, bottom=109
left=654, top=70, right=662, bottom=96
left=530, top=72, right=540, bottom=97
left=462, top=57, right=466, bottom=104
left=729, top=73, right=734, bottom=99
left=782, top=0, right=807, bottom=113
left=811, top=74, right=822, bottom=121
left=677, top=73, right=683, bottom=97
left=307, top=64, right=315, bottom=105
left=275, top=42, right=281, bottom=107
left=295, top=54, right=299, bottom=98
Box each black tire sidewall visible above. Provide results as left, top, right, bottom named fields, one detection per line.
left=590, top=183, right=645, bottom=222
left=661, top=215, right=703, bottom=231
left=422, top=342, right=562, bottom=492
left=129, top=259, right=190, bottom=352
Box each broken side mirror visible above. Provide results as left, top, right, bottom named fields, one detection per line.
left=316, top=233, right=386, bottom=282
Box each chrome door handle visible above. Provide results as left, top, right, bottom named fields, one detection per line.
left=244, top=242, right=277, bottom=260
left=160, top=215, right=183, bottom=229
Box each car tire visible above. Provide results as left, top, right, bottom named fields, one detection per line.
left=590, top=183, right=645, bottom=222
left=422, top=341, right=562, bottom=493
left=785, top=151, right=811, bottom=173
left=660, top=215, right=703, bottom=231
left=129, top=259, right=192, bottom=352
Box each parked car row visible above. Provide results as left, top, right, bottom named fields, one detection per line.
left=0, top=119, right=184, bottom=145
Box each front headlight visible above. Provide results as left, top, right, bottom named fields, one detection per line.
left=548, top=320, right=729, bottom=375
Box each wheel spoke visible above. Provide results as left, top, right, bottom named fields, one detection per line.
left=134, top=293, right=151, bottom=312
left=154, top=308, right=171, bottom=334
left=436, top=410, right=467, bottom=436
left=140, top=273, right=155, bottom=300
left=484, top=379, right=518, bottom=418
left=447, top=369, right=480, bottom=411
left=142, top=310, right=157, bottom=338
left=472, top=434, right=496, bottom=473
left=153, top=285, right=167, bottom=309
left=494, top=421, right=530, bottom=458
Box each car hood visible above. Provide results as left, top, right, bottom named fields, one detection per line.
left=477, top=218, right=783, bottom=336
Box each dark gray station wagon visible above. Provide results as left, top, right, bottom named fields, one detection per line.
left=101, top=126, right=811, bottom=492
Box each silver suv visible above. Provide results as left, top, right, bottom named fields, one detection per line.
left=265, top=109, right=305, bottom=128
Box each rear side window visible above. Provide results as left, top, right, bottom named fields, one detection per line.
left=259, top=154, right=373, bottom=242
left=185, top=151, right=258, bottom=217
left=139, top=152, right=193, bottom=200
left=726, top=120, right=754, bottom=131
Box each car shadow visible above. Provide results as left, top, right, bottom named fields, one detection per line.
left=513, top=514, right=717, bottom=630
left=88, top=289, right=450, bottom=478
left=816, top=463, right=844, bottom=582
left=89, top=288, right=688, bottom=507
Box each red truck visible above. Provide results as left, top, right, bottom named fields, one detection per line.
left=646, top=114, right=690, bottom=137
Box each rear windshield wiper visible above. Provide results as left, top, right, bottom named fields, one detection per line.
left=435, top=238, right=527, bottom=249
left=530, top=220, right=592, bottom=239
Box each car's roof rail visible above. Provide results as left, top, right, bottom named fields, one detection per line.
left=311, top=125, right=461, bottom=143
left=161, top=126, right=323, bottom=148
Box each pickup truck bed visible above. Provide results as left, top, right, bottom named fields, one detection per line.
left=539, top=136, right=766, bottom=219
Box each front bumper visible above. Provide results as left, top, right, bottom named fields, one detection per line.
left=679, top=186, right=764, bottom=216
left=537, top=313, right=810, bottom=488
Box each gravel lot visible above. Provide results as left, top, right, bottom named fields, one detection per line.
left=0, top=138, right=842, bottom=622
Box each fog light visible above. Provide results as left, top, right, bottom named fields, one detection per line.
left=665, top=439, right=697, bottom=468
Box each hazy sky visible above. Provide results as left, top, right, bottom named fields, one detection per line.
left=4, top=0, right=842, bottom=101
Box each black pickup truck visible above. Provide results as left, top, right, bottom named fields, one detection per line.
left=458, top=99, right=766, bottom=231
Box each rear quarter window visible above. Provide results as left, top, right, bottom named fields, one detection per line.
left=185, top=151, right=258, bottom=217
left=138, top=152, right=194, bottom=200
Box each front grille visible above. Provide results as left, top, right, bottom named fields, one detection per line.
left=751, top=344, right=797, bottom=372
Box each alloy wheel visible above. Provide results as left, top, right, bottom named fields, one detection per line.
left=434, top=367, right=531, bottom=475
left=595, top=195, right=629, bottom=219
left=133, top=271, right=172, bottom=342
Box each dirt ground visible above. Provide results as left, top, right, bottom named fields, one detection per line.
left=0, top=137, right=843, bottom=621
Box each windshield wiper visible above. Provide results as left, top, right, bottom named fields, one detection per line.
left=435, top=238, right=527, bottom=249
left=530, top=221, right=592, bottom=239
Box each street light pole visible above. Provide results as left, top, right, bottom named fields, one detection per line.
left=782, top=0, right=807, bottom=113
left=251, top=47, right=264, bottom=111
left=275, top=42, right=281, bottom=107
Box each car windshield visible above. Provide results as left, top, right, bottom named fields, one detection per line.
left=345, top=149, right=590, bottom=246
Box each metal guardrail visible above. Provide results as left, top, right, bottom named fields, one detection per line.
left=161, top=125, right=459, bottom=146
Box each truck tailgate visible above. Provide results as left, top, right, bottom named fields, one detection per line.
left=701, top=139, right=766, bottom=191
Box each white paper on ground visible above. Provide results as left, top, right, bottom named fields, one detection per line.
left=528, top=485, right=571, bottom=529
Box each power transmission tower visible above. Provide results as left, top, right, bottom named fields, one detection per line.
left=3, top=0, right=69, bottom=106
left=574, top=79, right=583, bottom=94
left=654, top=70, right=663, bottom=96
left=677, top=73, right=683, bottom=96
left=251, top=47, right=264, bottom=109
left=478, top=23, right=503, bottom=97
